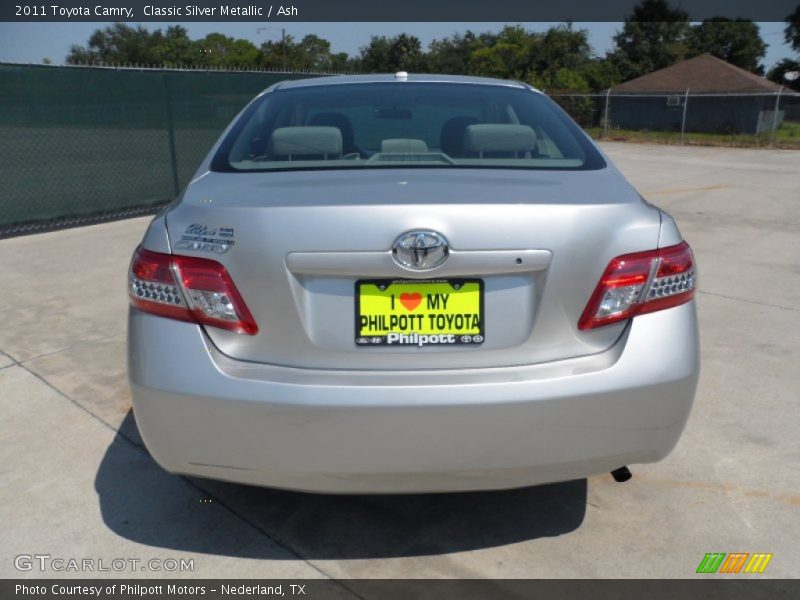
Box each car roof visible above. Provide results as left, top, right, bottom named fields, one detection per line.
left=271, top=73, right=536, bottom=92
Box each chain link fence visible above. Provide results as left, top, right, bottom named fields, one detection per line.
left=2, top=63, right=799, bottom=238
left=0, top=63, right=317, bottom=237
left=550, top=90, right=800, bottom=148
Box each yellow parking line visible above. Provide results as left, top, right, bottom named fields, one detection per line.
left=645, top=184, right=730, bottom=196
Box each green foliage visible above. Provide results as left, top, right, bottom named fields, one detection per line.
left=689, top=18, right=766, bottom=74
left=426, top=31, right=481, bottom=74
left=606, top=1, right=769, bottom=81
left=197, top=33, right=260, bottom=68
left=67, top=24, right=352, bottom=72
left=608, top=0, right=690, bottom=80
left=529, top=68, right=586, bottom=94
left=294, top=34, right=331, bottom=69
left=786, top=5, right=800, bottom=52
left=469, top=26, right=536, bottom=80
left=357, top=34, right=425, bottom=72
left=767, top=58, right=800, bottom=91
left=260, top=34, right=350, bottom=71
left=579, top=59, right=622, bottom=91
left=64, top=5, right=773, bottom=93
left=258, top=35, right=289, bottom=70
left=68, top=23, right=166, bottom=66
left=465, top=24, right=596, bottom=89
left=534, top=24, right=593, bottom=73
left=354, top=35, right=391, bottom=72
left=150, top=26, right=197, bottom=67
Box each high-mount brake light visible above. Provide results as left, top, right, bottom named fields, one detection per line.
left=128, top=247, right=258, bottom=335
left=578, top=241, right=695, bottom=331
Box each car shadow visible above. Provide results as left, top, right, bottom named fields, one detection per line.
left=95, top=411, right=587, bottom=560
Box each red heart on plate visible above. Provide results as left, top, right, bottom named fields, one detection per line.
left=399, top=292, right=422, bottom=311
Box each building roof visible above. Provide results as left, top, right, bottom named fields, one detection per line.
left=611, top=53, right=783, bottom=94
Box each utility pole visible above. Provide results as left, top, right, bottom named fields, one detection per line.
left=768, top=86, right=783, bottom=147
left=258, top=27, right=289, bottom=71
left=680, top=88, right=690, bottom=145
left=282, top=28, right=286, bottom=71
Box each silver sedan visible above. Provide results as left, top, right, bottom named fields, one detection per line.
left=128, top=73, right=699, bottom=493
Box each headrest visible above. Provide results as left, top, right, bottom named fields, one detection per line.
left=440, top=116, right=481, bottom=155
left=308, top=112, right=354, bottom=147
left=463, top=124, right=536, bottom=154
left=270, top=126, right=343, bottom=158
left=381, top=139, right=429, bottom=153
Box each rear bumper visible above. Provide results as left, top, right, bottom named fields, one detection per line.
left=128, top=302, right=699, bottom=493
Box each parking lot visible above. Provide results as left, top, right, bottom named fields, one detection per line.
left=1, top=142, right=798, bottom=579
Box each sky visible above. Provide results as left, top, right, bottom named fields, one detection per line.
left=0, top=21, right=794, bottom=71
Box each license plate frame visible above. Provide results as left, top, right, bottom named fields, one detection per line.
left=355, top=278, right=484, bottom=347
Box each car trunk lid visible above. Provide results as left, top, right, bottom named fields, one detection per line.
left=163, top=167, right=661, bottom=370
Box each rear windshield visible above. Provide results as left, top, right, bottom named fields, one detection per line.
left=211, top=82, right=605, bottom=173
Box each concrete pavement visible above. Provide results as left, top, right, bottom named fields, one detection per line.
left=1, top=143, right=798, bottom=579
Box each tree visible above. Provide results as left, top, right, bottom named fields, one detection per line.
left=579, top=59, right=622, bottom=91
left=66, top=45, right=95, bottom=64
left=387, top=34, right=425, bottom=72
left=533, top=23, right=593, bottom=73
left=261, top=34, right=353, bottom=71
left=68, top=24, right=266, bottom=69
left=765, top=4, right=800, bottom=90
left=767, top=58, right=800, bottom=91
left=197, top=33, right=259, bottom=68
left=469, top=26, right=537, bottom=80
left=355, top=36, right=391, bottom=72
left=356, top=34, right=425, bottom=72
left=689, top=18, right=766, bottom=73
left=609, top=0, right=690, bottom=81
left=151, top=26, right=198, bottom=67
left=427, top=24, right=612, bottom=92
left=467, top=24, right=606, bottom=92
left=427, top=31, right=480, bottom=74
left=521, top=25, right=593, bottom=91
left=259, top=33, right=290, bottom=70
left=295, top=34, right=334, bottom=70
left=67, top=23, right=164, bottom=65
left=328, top=52, right=353, bottom=72
left=70, top=24, right=356, bottom=72
left=786, top=4, right=800, bottom=52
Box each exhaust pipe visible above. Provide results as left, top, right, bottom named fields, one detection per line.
left=611, top=466, right=632, bottom=483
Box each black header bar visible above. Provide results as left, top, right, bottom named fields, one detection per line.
left=2, top=1, right=798, bottom=22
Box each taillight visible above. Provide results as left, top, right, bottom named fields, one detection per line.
left=578, top=241, right=695, bottom=330
left=129, top=247, right=258, bottom=335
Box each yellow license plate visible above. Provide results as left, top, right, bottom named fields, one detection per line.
left=355, top=279, right=484, bottom=347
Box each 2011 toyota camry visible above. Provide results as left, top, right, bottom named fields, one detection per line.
left=127, top=73, right=699, bottom=493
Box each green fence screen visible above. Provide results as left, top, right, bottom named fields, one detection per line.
left=0, top=63, right=310, bottom=237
